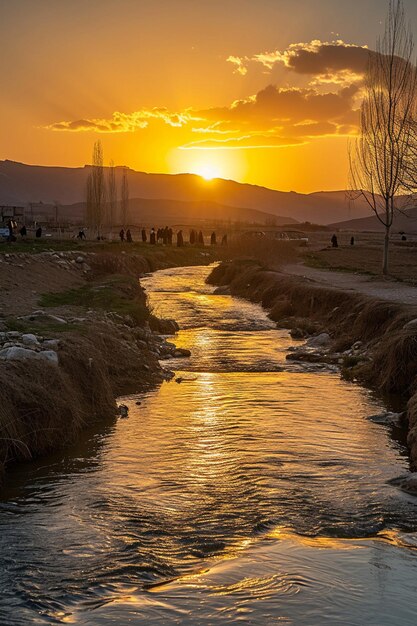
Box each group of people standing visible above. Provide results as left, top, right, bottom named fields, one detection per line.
left=331, top=234, right=355, bottom=248
left=5, top=219, right=40, bottom=241
left=117, top=227, right=228, bottom=247
left=119, top=228, right=133, bottom=243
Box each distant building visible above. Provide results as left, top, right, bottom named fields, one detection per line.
left=0, top=205, right=25, bottom=222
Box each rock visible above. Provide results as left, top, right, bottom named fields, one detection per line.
left=286, top=350, right=340, bottom=365
left=6, top=331, right=20, bottom=339
left=117, top=404, right=129, bottom=418
left=173, top=348, right=191, bottom=358
left=42, top=339, right=60, bottom=349
left=164, top=341, right=177, bottom=350
left=213, top=286, right=231, bottom=295
left=37, top=350, right=59, bottom=365
left=75, top=256, right=85, bottom=264
left=403, top=318, right=417, bottom=330
left=0, top=346, right=58, bottom=365
left=367, top=411, right=404, bottom=426
left=0, top=346, right=37, bottom=361
left=307, top=333, right=331, bottom=348
left=157, top=318, right=180, bottom=335
left=352, top=341, right=363, bottom=351
left=21, top=333, right=40, bottom=346
left=46, top=315, right=67, bottom=325
left=290, top=327, right=304, bottom=339
left=389, top=473, right=417, bottom=495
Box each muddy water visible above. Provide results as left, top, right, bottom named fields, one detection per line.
left=1, top=265, right=417, bottom=625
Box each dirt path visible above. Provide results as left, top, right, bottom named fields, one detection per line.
left=283, top=262, right=417, bottom=305
left=0, top=253, right=86, bottom=317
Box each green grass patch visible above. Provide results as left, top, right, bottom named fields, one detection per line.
left=39, top=274, right=149, bottom=325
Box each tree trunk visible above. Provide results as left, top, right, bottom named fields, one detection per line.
left=383, top=225, right=390, bottom=275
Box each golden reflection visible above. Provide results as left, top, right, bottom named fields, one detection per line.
left=377, top=529, right=417, bottom=550
left=267, top=526, right=364, bottom=550
left=55, top=613, right=75, bottom=624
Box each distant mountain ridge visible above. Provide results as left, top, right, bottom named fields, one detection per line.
left=330, top=205, right=417, bottom=232
left=59, top=197, right=291, bottom=226
left=0, top=160, right=376, bottom=224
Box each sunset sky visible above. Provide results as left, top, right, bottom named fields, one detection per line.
left=1, top=0, right=417, bottom=192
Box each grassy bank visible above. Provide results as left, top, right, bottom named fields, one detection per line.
left=208, top=259, right=417, bottom=469
left=301, top=232, right=417, bottom=284
left=0, top=244, right=222, bottom=483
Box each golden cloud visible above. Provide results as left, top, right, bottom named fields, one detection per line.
left=180, top=135, right=306, bottom=150
left=44, top=81, right=360, bottom=150
left=45, top=108, right=202, bottom=133
left=227, top=40, right=370, bottom=86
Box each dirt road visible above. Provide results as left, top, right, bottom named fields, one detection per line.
left=283, top=263, right=417, bottom=305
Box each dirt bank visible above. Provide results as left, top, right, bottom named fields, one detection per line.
left=0, top=245, right=216, bottom=483
left=208, top=259, right=417, bottom=469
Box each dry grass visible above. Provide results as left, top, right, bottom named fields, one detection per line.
left=303, top=233, right=417, bottom=283
left=226, top=237, right=299, bottom=269
left=208, top=259, right=417, bottom=397
left=0, top=359, right=93, bottom=472
left=0, top=323, right=162, bottom=479
left=364, top=330, right=417, bottom=394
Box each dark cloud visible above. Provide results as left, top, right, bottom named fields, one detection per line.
left=198, top=84, right=359, bottom=126
left=228, top=40, right=371, bottom=85
left=281, top=41, right=370, bottom=75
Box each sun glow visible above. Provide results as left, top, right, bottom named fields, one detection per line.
left=168, top=149, right=248, bottom=184
left=196, top=164, right=222, bottom=180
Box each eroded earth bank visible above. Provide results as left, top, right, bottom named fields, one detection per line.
left=208, top=259, right=417, bottom=477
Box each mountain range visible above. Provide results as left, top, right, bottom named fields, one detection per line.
left=330, top=206, right=417, bottom=232
left=0, top=160, right=377, bottom=226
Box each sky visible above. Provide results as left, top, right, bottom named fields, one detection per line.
left=1, top=0, right=417, bottom=193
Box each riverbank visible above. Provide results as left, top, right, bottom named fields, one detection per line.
left=3, top=264, right=417, bottom=626
left=0, top=243, right=218, bottom=481
left=207, top=259, right=417, bottom=469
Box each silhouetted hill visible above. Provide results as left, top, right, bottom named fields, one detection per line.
left=330, top=206, right=417, bottom=232
left=0, top=160, right=374, bottom=224
left=62, top=197, right=289, bottom=226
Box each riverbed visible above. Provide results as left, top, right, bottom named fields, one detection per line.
left=1, top=265, right=417, bottom=625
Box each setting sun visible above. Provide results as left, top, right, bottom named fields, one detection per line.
left=197, top=164, right=221, bottom=180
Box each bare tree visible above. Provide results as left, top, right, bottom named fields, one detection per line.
left=107, top=159, right=117, bottom=237
left=86, top=173, right=94, bottom=236
left=350, top=0, right=416, bottom=275
left=120, top=167, right=129, bottom=229
left=403, top=121, right=417, bottom=191
left=86, top=140, right=106, bottom=239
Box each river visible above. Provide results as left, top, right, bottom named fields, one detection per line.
left=1, top=264, right=417, bottom=625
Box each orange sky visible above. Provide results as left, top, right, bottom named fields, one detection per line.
left=1, top=0, right=417, bottom=192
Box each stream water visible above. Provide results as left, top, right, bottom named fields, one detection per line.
left=1, top=265, right=417, bottom=625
